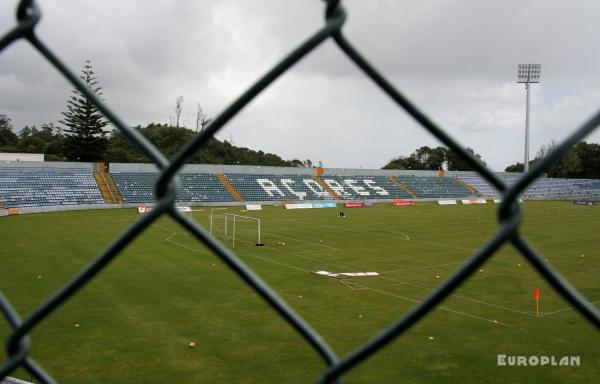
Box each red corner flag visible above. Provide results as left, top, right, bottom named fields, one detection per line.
left=535, top=288, right=541, bottom=318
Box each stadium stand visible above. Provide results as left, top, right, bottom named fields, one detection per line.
left=217, top=174, right=244, bottom=202
left=111, top=172, right=235, bottom=203
left=395, top=175, right=475, bottom=198
left=452, top=176, right=484, bottom=197
left=523, top=178, right=600, bottom=200
left=457, top=174, right=600, bottom=200
left=2, top=164, right=599, bottom=209
left=319, top=175, right=413, bottom=200
left=225, top=174, right=335, bottom=201
left=0, top=168, right=104, bottom=208
left=457, top=174, right=519, bottom=198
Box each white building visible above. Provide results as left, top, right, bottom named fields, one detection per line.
left=0, top=153, right=44, bottom=162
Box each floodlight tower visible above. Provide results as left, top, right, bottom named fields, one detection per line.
left=517, top=64, right=541, bottom=172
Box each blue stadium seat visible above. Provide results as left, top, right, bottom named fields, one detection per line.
left=320, top=176, right=412, bottom=200
left=225, top=174, right=335, bottom=201
left=457, top=175, right=519, bottom=197
left=523, top=178, right=600, bottom=200
left=0, top=168, right=104, bottom=208
left=4, top=168, right=597, bottom=208
left=395, top=176, right=475, bottom=198
left=111, top=172, right=236, bottom=203
left=458, top=175, right=600, bottom=200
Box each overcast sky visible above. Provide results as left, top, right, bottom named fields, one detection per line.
left=2, top=0, right=600, bottom=171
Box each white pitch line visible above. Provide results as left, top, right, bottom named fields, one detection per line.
left=242, top=254, right=313, bottom=273
left=540, top=299, right=600, bottom=317
left=166, top=231, right=333, bottom=273
left=355, top=285, right=511, bottom=326
left=163, top=214, right=576, bottom=321
left=280, top=250, right=349, bottom=269
left=382, top=261, right=466, bottom=274
left=167, top=227, right=513, bottom=324
left=261, top=230, right=340, bottom=250
left=379, top=275, right=535, bottom=317
left=339, top=280, right=370, bottom=291
left=165, top=232, right=203, bottom=253
left=252, top=240, right=349, bottom=269
left=316, top=223, right=412, bottom=243
left=215, top=228, right=350, bottom=269
left=274, top=217, right=483, bottom=254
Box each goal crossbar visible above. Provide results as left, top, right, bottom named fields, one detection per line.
left=224, top=213, right=263, bottom=248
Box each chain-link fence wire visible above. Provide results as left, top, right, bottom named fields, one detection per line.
left=1, top=0, right=599, bottom=382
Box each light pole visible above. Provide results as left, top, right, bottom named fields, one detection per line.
left=517, top=64, right=541, bottom=172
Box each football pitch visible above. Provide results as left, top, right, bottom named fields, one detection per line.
left=1, top=201, right=599, bottom=383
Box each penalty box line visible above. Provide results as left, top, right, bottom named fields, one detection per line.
left=274, top=216, right=497, bottom=259
left=211, top=223, right=350, bottom=269
left=378, top=275, right=536, bottom=318
left=352, top=283, right=511, bottom=326
left=165, top=230, right=347, bottom=272
left=261, top=230, right=340, bottom=251
left=539, top=299, right=600, bottom=317
left=165, top=231, right=313, bottom=274
left=165, top=230, right=509, bottom=325
left=382, top=261, right=466, bottom=274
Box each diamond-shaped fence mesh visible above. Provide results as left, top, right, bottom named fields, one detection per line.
left=1, top=1, right=599, bottom=383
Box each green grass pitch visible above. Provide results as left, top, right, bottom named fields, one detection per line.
left=1, top=201, right=599, bottom=383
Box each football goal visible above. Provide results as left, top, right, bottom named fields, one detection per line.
left=211, top=213, right=263, bottom=248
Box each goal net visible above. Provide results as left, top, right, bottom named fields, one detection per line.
left=210, top=213, right=263, bottom=248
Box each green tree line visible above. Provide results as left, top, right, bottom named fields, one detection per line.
left=505, top=140, right=600, bottom=178
left=0, top=61, right=315, bottom=167
left=0, top=114, right=312, bottom=167
left=4, top=61, right=599, bottom=176
left=382, top=145, right=487, bottom=171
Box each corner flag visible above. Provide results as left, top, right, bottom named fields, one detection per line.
left=535, top=288, right=541, bottom=317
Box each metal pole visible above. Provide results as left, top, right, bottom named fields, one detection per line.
left=257, top=219, right=261, bottom=245
left=524, top=80, right=531, bottom=173
left=210, top=209, right=213, bottom=236
left=233, top=215, right=236, bottom=249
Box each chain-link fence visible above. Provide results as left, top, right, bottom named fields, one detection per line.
left=1, top=1, right=599, bottom=383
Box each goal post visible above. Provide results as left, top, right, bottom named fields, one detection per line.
left=224, top=213, right=264, bottom=248
left=209, top=207, right=228, bottom=236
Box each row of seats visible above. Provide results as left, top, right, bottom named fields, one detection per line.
left=224, top=174, right=462, bottom=201
left=524, top=178, right=600, bottom=199
left=225, top=174, right=335, bottom=201
left=396, top=176, right=475, bottom=198
left=112, top=173, right=422, bottom=203
left=3, top=168, right=600, bottom=208
left=458, top=175, right=600, bottom=199
left=111, top=173, right=234, bottom=203
left=0, top=168, right=104, bottom=208
left=320, top=176, right=412, bottom=200
left=457, top=175, right=519, bottom=197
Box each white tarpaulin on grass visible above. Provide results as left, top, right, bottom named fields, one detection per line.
left=314, top=271, right=380, bottom=278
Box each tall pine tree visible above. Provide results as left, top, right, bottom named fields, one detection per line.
left=60, top=60, right=108, bottom=161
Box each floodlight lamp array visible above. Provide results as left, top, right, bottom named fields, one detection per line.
left=517, top=64, right=541, bottom=83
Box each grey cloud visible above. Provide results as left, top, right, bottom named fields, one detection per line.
left=1, top=0, right=600, bottom=171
